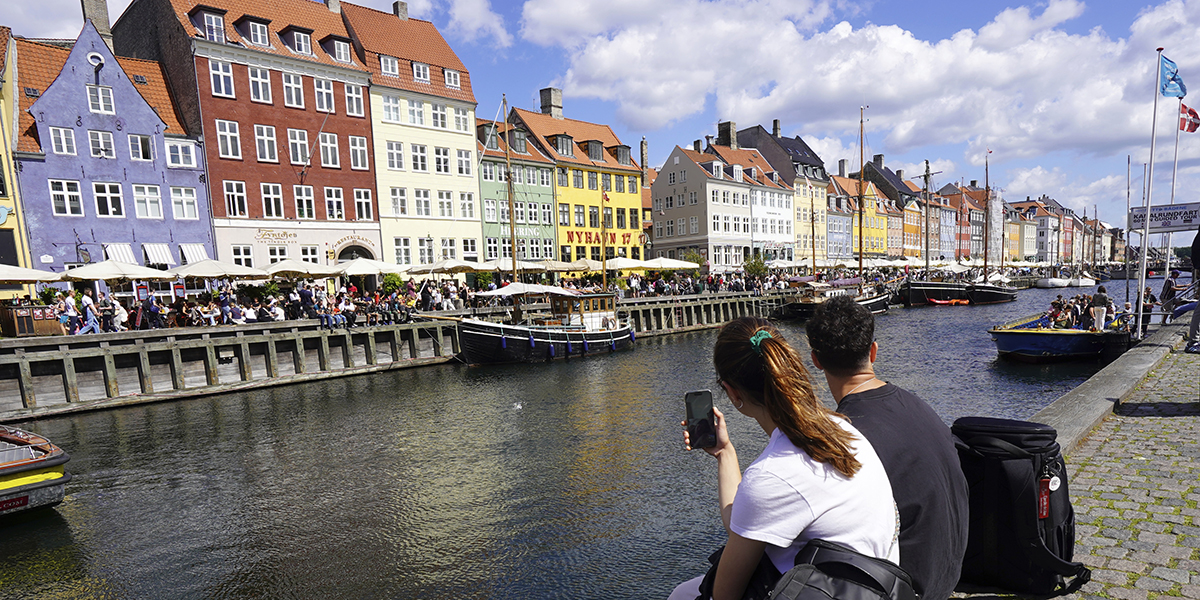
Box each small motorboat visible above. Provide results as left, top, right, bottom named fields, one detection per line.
left=1, top=425, right=71, bottom=518
left=929, top=298, right=970, bottom=306
left=1034, top=277, right=1070, bottom=288
left=989, top=313, right=1130, bottom=363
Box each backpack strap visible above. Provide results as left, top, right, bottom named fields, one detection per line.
left=794, top=540, right=917, bottom=600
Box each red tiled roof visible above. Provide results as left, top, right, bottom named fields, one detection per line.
left=341, top=2, right=474, bottom=104
left=830, top=175, right=881, bottom=199
left=708, top=145, right=788, bottom=189
left=474, top=119, right=552, bottom=164
left=158, top=0, right=367, bottom=73
left=15, top=38, right=188, bottom=153
left=511, top=107, right=640, bottom=173
left=0, top=27, right=11, bottom=75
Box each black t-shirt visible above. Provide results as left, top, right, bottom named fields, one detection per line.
left=838, top=383, right=969, bottom=600
left=1092, top=293, right=1109, bottom=308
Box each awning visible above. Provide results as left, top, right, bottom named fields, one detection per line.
left=142, top=243, right=177, bottom=266
left=179, top=243, right=210, bottom=265
left=103, top=243, right=138, bottom=264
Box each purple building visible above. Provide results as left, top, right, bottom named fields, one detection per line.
left=14, top=21, right=213, bottom=295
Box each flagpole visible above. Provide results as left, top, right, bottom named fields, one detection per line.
left=1125, top=155, right=1131, bottom=304
left=1165, top=97, right=1183, bottom=275
left=1137, top=48, right=1165, bottom=339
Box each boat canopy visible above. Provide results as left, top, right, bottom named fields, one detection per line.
left=475, top=283, right=580, bottom=297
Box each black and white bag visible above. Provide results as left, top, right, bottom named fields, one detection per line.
left=768, top=540, right=917, bottom=600
left=952, top=417, right=1091, bottom=597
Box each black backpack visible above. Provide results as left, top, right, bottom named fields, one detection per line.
left=769, top=540, right=917, bottom=600
left=952, top=417, right=1091, bottom=597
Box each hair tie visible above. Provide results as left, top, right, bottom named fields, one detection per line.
left=749, top=330, right=773, bottom=355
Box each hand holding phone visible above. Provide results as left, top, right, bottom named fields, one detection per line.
left=685, top=390, right=717, bottom=449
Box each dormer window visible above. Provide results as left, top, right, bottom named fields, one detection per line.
left=203, top=13, right=225, bottom=43
left=334, top=40, right=351, bottom=63
left=554, top=135, right=573, bottom=157
left=294, top=31, right=311, bottom=55
left=614, top=146, right=631, bottom=165
left=413, top=62, right=430, bottom=83
left=380, top=55, right=398, bottom=76
left=512, top=131, right=527, bottom=154
left=586, top=140, right=603, bottom=161
left=445, top=69, right=460, bottom=89
left=485, top=128, right=499, bottom=150
left=710, top=163, right=723, bottom=179
left=733, top=165, right=743, bottom=182
left=248, top=21, right=269, bottom=46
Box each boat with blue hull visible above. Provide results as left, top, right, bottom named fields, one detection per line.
left=989, top=314, right=1129, bottom=363
left=459, top=291, right=634, bottom=365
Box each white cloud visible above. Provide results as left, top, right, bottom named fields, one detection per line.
left=384, top=0, right=513, bottom=47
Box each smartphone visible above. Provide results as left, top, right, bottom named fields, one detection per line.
left=685, top=390, right=716, bottom=449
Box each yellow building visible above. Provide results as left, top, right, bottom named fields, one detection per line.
left=831, top=176, right=886, bottom=258
left=0, top=27, right=35, bottom=300
left=512, top=89, right=643, bottom=262
left=795, top=177, right=827, bottom=263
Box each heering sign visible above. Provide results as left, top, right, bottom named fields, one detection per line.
left=1128, top=202, right=1200, bottom=233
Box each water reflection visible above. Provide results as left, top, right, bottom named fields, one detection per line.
left=3, top=287, right=1104, bottom=599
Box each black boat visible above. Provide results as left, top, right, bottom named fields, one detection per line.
left=778, top=279, right=888, bottom=319
left=899, top=279, right=968, bottom=307
left=459, top=289, right=634, bottom=365
left=966, top=282, right=1018, bottom=305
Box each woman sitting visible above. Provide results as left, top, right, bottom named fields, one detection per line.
left=670, top=317, right=897, bottom=600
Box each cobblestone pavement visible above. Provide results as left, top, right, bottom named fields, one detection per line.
left=1070, top=348, right=1200, bottom=600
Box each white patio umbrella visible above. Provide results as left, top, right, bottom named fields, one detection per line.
left=336, top=257, right=411, bottom=277
left=265, top=259, right=342, bottom=279
left=478, top=258, right=548, bottom=272
left=408, top=258, right=477, bottom=275
left=643, top=256, right=700, bottom=270
left=535, top=260, right=579, bottom=272
left=474, top=282, right=580, bottom=297
left=168, top=259, right=270, bottom=280
left=603, top=257, right=651, bottom=270
left=60, top=260, right=177, bottom=283
left=568, top=258, right=604, bottom=272
left=0, top=263, right=62, bottom=284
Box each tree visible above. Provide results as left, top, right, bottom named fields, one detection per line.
left=682, top=250, right=705, bottom=279
left=381, top=273, right=403, bottom=295
left=742, top=255, right=767, bottom=278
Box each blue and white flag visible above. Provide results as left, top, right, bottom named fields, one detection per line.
left=1161, top=55, right=1187, bottom=98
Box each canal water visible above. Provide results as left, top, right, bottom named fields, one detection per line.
left=3, top=286, right=1117, bottom=599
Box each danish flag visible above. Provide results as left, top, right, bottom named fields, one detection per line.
left=1180, top=103, right=1200, bottom=133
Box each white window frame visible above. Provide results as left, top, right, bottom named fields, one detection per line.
left=325, top=187, right=344, bottom=220
left=49, top=127, right=76, bottom=155
left=89, top=130, right=115, bottom=158
left=267, top=246, right=288, bottom=264
left=254, top=124, right=278, bottom=163
left=431, top=103, right=447, bottom=128
left=484, top=199, right=497, bottom=222
left=171, top=186, right=198, bottom=220
left=129, top=134, right=154, bottom=161
left=381, top=95, right=402, bottom=122
left=262, top=182, right=284, bottom=219
left=380, top=55, right=399, bottom=76
left=434, top=147, right=450, bottom=174
left=411, top=144, right=427, bottom=172
left=215, top=120, right=241, bottom=159
left=334, top=40, right=352, bottom=63
left=456, top=150, right=472, bottom=176
left=414, top=189, right=431, bottom=216
left=413, top=62, right=430, bottom=83
left=231, top=245, right=253, bottom=267
left=224, top=180, right=247, bottom=217
left=460, top=192, right=474, bottom=219
left=282, top=73, right=304, bottom=108
left=209, top=60, right=235, bottom=98
left=408, top=99, right=424, bottom=125
left=319, top=132, right=339, bottom=168
left=441, top=238, right=456, bottom=260
left=248, top=21, right=269, bottom=46
left=386, top=141, right=404, bottom=170
left=203, top=13, right=225, bottom=43
left=354, top=189, right=372, bottom=221
left=166, top=141, right=195, bottom=168
left=394, top=238, right=411, bottom=265
left=93, top=182, right=125, bottom=218
left=248, top=67, right=272, bottom=103
left=49, top=180, right=83, bottom=216
left=390, top=187, right=407, bottom=216
left=300, top=245, right=320, bottom=263
left=133, top=184, right=163, bottom=219
left=293, top=31, right=312, bottom=55
left=294, top=185, right=315, bottom=219
left=349, top=136, right=368, bottom=170
left=87, top=85, right=115, bottom=114
left=314, top=78, right=335, bottom=113
left=453, top=107, right=470, bottom=131
left=444, top=69, right=460, bottom=89
left=287, top=129, right=309, bottom=166
left=345, top=84, right=364, bottom=117
left=438, top=190, right=453, bottom=218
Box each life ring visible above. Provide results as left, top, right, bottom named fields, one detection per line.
left=601, top=317, right=614, bottom=330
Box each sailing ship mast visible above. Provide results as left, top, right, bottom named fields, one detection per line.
left=805, top=173, right=816, bottom=274
left=858, top=106, right=866, bottom=277
left=501, top=95, right=520, bottom=286
left=983, top=152, right=990, bottom=280
left=923, top=161, right=931, bottom=273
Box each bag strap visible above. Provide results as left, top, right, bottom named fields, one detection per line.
left=796, top=540, right=916, bottom=600
left=964, top=434, right=1033, bottom=458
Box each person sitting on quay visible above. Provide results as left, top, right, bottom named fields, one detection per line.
left=806, top=296, right=968, bottom=600
left=338, top=294, right=358, bottom=327
left=271, top=297, right=286, bottom=321
left=669, top=317, right=897, bottom=600
left=317, top=297, right=345, bottom=329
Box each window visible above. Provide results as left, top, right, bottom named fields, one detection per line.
left=615, top=174, right=625, bottom=193
left=203, top=13, right=225, bottom=43
left=665, top=219, right=674, bottom=237
left=248, top=21, right=269, bottom=46
left=282, top=73, right=304, bottom=108
left=355, top=189, right=372, bottom=220
left=556, top=136, right=573, bottom=156
left=295, top=185, right=315, bottom=219
left=382, top=141, right=404, bottom=170
left=418, top=238, right=433, bottom=264
left=224, top=180, right=247, bottom=217
left=231, top=245, right=253, bottom=267
left=690, top=215, right=699, bottom=234
left=129, top=134, right=154, bottom=161
left=438, top=191, right=453, bottom=217
left=209, top=60, right=234, bottom=97
left=431, top=104, right=447, bottom=128
left=484, top=199, right=497, bottom=222
left=629, top=176, right=638, bottom=190
left=381, top=55, right=398, bottom=76
left=349, top=136, right=368, bottom=170
left=588, top=171, right=598, bottom=190
left=85, top=85, right=115, bottom=115
left=314, top=79, right=335, bottom=112
left=486, top=238, right=498, bottom=260
left=542, top=203, right=553, bottom=224
left=49, top=127, right=76, bottom=155
left=511, top=130, right=528, bottom=154
left=287, top=129, right=309, bottom=165
left=390, top=187, right=407, bottom=215
left=498, top=201, right=509, bottom=223
left=345, top=84, right=364, bottom=116
left=133, top=184, right=162, bottom=218
left=514, top=201, right=525, bottom=223
left=460, top=193, right=474, bottom=218
left=573, top=170, right=583, bottom=188
left=381, top=95, right=402, bottom=122
left=574, top=205, right=585, bottom=227
left=434, top=147, right=450, bottom=174
left=89, top=130, right=115, bottom=158
left=540, top=169, right=552, bottom=187
left=441, top=238, right=456, bottom=259
left=502, top=239, right=512, bottom=259
left=602, top=173, right=613, bottom=192
left=712, top=214, right=719, bottom=232
left=481, top=162, right=495, bottom=181
left=408, top=100, right=424, bottom=125
left=413, top=62, right=430, bottom=82
left=414, top=189, right=431, bottom=216
left=511, top=165, right=523, bottom=185
left=394, top=238, right=411, bottom=265
left=293, top=32, right=311, bottom=55
left=215, top=120, right=240, bottom=159
left=268, top=246, right=287, bottom=264
left=319, top=133, right=339, bottom=167
left=167, top=141, right=195, bottom=167
left=604, top=207, right=613, bottom=229
left=93, top=182, right=124, bottom=217
left=248, top=67, right=272, bottom=103
left=560, top=245, right=571, bottom=262
left=463, top=239, right=477, bottom=257
left=255, top=124, right=277, bottom=162
left=444, top=69, right=460, bottom=88
left=301, top=245, right=320, bottom=263
left=334, top=40, right=352, bottom=63
left=617, top=208, right=626, bottom=229
left=453, top=107, right=470, bottom=131
left=589, top=206, right=599, bottom=228
left=325, top=187, right=344, bottom=219
left=171, top=187, right=198, bottom=219
left=255, top=182, right=283, bottom=218
left=49, top=180, right=83, bottom=216
left=411, top=144, right=427, bottom=171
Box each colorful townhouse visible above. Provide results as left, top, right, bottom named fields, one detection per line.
left=512, top=89, right=642, bottom=263
left=113, top=0, right=381, bottom=267
left=708, top=125, right=794, bottom=262
left=341, top=1, right=479, bottom=267
left=830, top=169, right=886, bottom=259
left=0, top=26, right=36, bottom=300
left=14, top=22, right=214, bottom=294
left=825, top=181, right=854, bottom=263
left=902, top=196, right=922, bottom=258
left=476, top=120, right=555, bottom=262
left=735, top=121, right=827, bottom=264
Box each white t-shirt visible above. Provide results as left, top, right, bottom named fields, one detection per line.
left=730, top=420, right=899, bottom=575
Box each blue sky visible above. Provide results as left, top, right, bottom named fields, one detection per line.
left=11, top=0, right=1200, bottom=233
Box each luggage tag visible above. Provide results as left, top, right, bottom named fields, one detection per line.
left=1038, top=478, right=1051, bottom=518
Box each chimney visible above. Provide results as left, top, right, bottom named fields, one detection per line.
left=693, top=140, right=702, bottom=152
left=838, top=159, right=847, bottom=177
left=705, top=135, right=713, bottom=148
left=80, top=0, right=114, bottom=51
left=640, top=136, right=648, bottom=187
left=392, top=1, right=408, bottom=20
left=872, top=154, right=883, bottom=168
left=772, top=119, right=781, bottom=137
left=970, top=180, right=978, bottom=188
left=716, top=121, right=737, bottom=150
left=896, top=169, right=904, bottom=181
left=326, top=0, right=341, bottom=13
left=540, top=87, right=563, bottom=119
